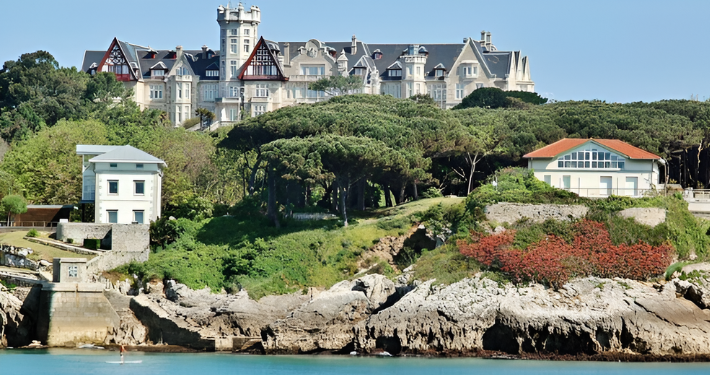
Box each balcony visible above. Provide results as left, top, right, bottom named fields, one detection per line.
left=176, top=75, right=192, bottom=81
left=215, top=96, right=242, bottom=103
left=289, top=75, right=325, bottom=82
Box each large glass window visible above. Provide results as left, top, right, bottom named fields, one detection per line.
left=557, top=149, right=624, bottom=169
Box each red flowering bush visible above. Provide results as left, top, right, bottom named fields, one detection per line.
left=458, top=220, right=673, bottom=287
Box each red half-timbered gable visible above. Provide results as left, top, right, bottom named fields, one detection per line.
left=238, top=37, right=288, bottom=81
left=97, top=38, right=137, bottom=82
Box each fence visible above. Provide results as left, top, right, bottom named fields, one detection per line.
left=560, top=187, right=666, bottom=198
left=0, top=221, right=59, bottom=228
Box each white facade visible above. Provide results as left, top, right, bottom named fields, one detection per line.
left=77, top=145, right=165, bottom=224
left=526, top=141, right=662, bottom=198
left=81, top=4, right=535, bottom=128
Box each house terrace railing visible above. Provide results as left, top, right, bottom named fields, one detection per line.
left=559, top=187, right=667, bottom=198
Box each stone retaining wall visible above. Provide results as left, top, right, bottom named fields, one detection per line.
left=55, top=223, right=112, bottom=246
left=56, top=223, right=149, bottom=252
left=485, top=203, right=589, bottom=224
left=86, top=249, right=150, bottom=277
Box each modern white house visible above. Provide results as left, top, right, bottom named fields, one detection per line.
left=77, top=145, right=165, bottom=224
left=524, top=139, right=665, bottom=198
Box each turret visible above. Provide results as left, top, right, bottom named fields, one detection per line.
left=217, top=3, right=261, bottom=78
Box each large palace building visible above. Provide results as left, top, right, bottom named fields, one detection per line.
left=81, top=3, right=534, bottom=128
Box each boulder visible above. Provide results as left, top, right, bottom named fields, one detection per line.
left=617, top=207, right=666, bottom=227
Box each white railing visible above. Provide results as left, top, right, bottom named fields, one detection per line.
left=289, top=75, right=325, bottom=82
left=559, top=188, right=664, bottom=198
left=685, top=189, right=710, bottom=201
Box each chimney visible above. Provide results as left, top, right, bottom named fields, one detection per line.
left=351, top=35, right=357, bottom=55
left=176, top=45, right=183, bottom=56
left=202, top=45, right=208, bottom=59
left=284, top=42, right=290, bottom=66
left=485, top=32, right=492, bottom=46
left=481, top=31, right=486, bottom=43
left=463, top=37, right=469, bottom=43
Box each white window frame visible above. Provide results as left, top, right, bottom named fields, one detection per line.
left=206, top=70, right=219, bottom=77
left=229, top=86, right=240, bottom=98
left=230, top=28, right=238, bottom=36
left=230, top=39, right=238, bottom=54
left=108, top=180, right=119, bottom=195
left=229, top=108, right=238, bottom=121
left=230, top=61, right=237, bottom=78
left=255, top=84, right=269, bottom=97
left=244, top=39, right=250, bottom=53
left=149, top=84, right=163, bottom=99
left=107, top=210, right=118, bottom=224
left=177, top=83, right=182, bottom=99
left=133, top=210, right=144, bottom=224
left=455, top=83, right=464, bottom=99
left=253, top=105, right=266, bottom=116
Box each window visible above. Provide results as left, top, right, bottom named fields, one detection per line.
left=185, top=83, right=190, bottom=99
left=136, top=163, right=143, bottom=169
left=107, top=210, right=118, bottom=224
left=557, top=149, right=624, bottom=169
left=177, top=106, right=181, bottom=122
left=416, top=66, right=421, bottom=76
left=221, top=61, right=225, bottom=77
left=152, top=70, right=165, bottom=77
left=203, top=84, right=218, bottom=100
left=68, top=265, right=78, bottom=278
left=184, top=106, right=189, bottom=123
left=149, top=84, right=163, bottom=99
left=416, top=83, right=421, bottom=94
left=230, top=108, right=238, bottom=121
left=110, top=163, right=117, bottom=168
left=388, top=69, right=401, bottom=77
left=406, top=82, right=413, bottom=97
left=230, top=61, right=237, bottom=78
left=244, top=29, right=250, bottom=36
left=476, top=83, right=484, bottom=89
left=430, top=84, right=446, bottom=101
left=108, top=180, right=118, bottom=194
left=206, top=70, right=219, bottom=77
left=230, top=39, right=238, bottom=54
left=435, top=69, right=444, bottom=77
left=244, top=39, right=250, bottom=53
left=301, top=66, right=325, bottom=76
left=230, top=28, right=238, bottom=36
left=133, top=180, right=145, bottom=195
left=229, top=86, right=240, bottom=98
left=221, top=38, right=225, bottom=52
left=455, top=83, right=464, bottom=99
left=255, top=84, right=269, bottom=97
left=133, top=210, right=144, bottom=224
left=254, top=105, right=266, bottom=116
left=406, top=66, right=412, bottom=76
left=177, top=83, right=182, bottom=98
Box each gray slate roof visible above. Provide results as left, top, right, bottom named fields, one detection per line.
left=76, top=145, right=121, bottom=155
left=88, top=145, right=165, bottom=165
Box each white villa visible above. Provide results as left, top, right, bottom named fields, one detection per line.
left=77, top=145, right=165, bottom=224
left=80, top=3, right=534, bottom=128
left=524, top=139, right=664, bottom=197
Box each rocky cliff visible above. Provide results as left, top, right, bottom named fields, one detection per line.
left=127, top=271, right=710, bottom=358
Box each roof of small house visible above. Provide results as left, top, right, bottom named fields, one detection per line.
left=88, top=145, right=166, bottom=165
left=76, top=145, right=122, bottom=155
left=523, top=138, right=661, bottom=160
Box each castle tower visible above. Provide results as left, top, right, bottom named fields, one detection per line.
left=217, top=3, right=261, bottom=80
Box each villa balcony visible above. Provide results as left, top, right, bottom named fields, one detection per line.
left=289, top=75, right=325, bottom=82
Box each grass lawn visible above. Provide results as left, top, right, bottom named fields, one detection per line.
left=0, top=231, right=94, bottom=262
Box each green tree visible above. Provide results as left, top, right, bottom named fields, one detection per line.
left=308, top=75, right=363, bottom=96
left=195, top=108, right=216, bottom=130
left=454, top=87, right=509, bottom=109
left=1, top=194, right=27, bottom=226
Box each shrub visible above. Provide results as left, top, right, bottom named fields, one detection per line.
left=26, top=228, right=39, bottom=237
left=421, top=187, right=443, bottom=199
left=67, top=238, right=74, bottom=244
left=84, top=238, right=101, bottom=250
left=458, top=219, right=673, bottom=288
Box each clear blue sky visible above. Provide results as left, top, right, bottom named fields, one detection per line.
left=2, top=0, right=709, bottom=103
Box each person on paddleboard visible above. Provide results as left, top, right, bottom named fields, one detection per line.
left=120, top=345, right=126, bottom=363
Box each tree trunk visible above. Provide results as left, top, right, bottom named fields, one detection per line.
left=339, top=182, right=349, bottom=227
left=398, top=185, right=406, bottom=204
left=384, top=184, right=393, bottom=208
left=331, top=181, right=339, bottom=213
left=267, top=168, right=279, bottom=228
left=357, top=179, right=366, bottom=211
left=247, top=154, right=263, bottom=196
left=412, top=181, right=418, bottom=200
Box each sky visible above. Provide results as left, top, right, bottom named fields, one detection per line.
left=1, top=0, right=709, bottom=103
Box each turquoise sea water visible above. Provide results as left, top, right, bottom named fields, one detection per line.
left=1, top=349, right=709, bottom=375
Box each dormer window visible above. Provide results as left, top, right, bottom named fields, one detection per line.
left=352, top=67, right=366, bottom=76
left=206, top=70, right=219, bottom=77
left=152, top=70, right=165, bottom=77
left=388, top=69, right=402, bottom=77
left=435, top=69, right=445, bottom=77
left=373, top=50, right=383, bottom=60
